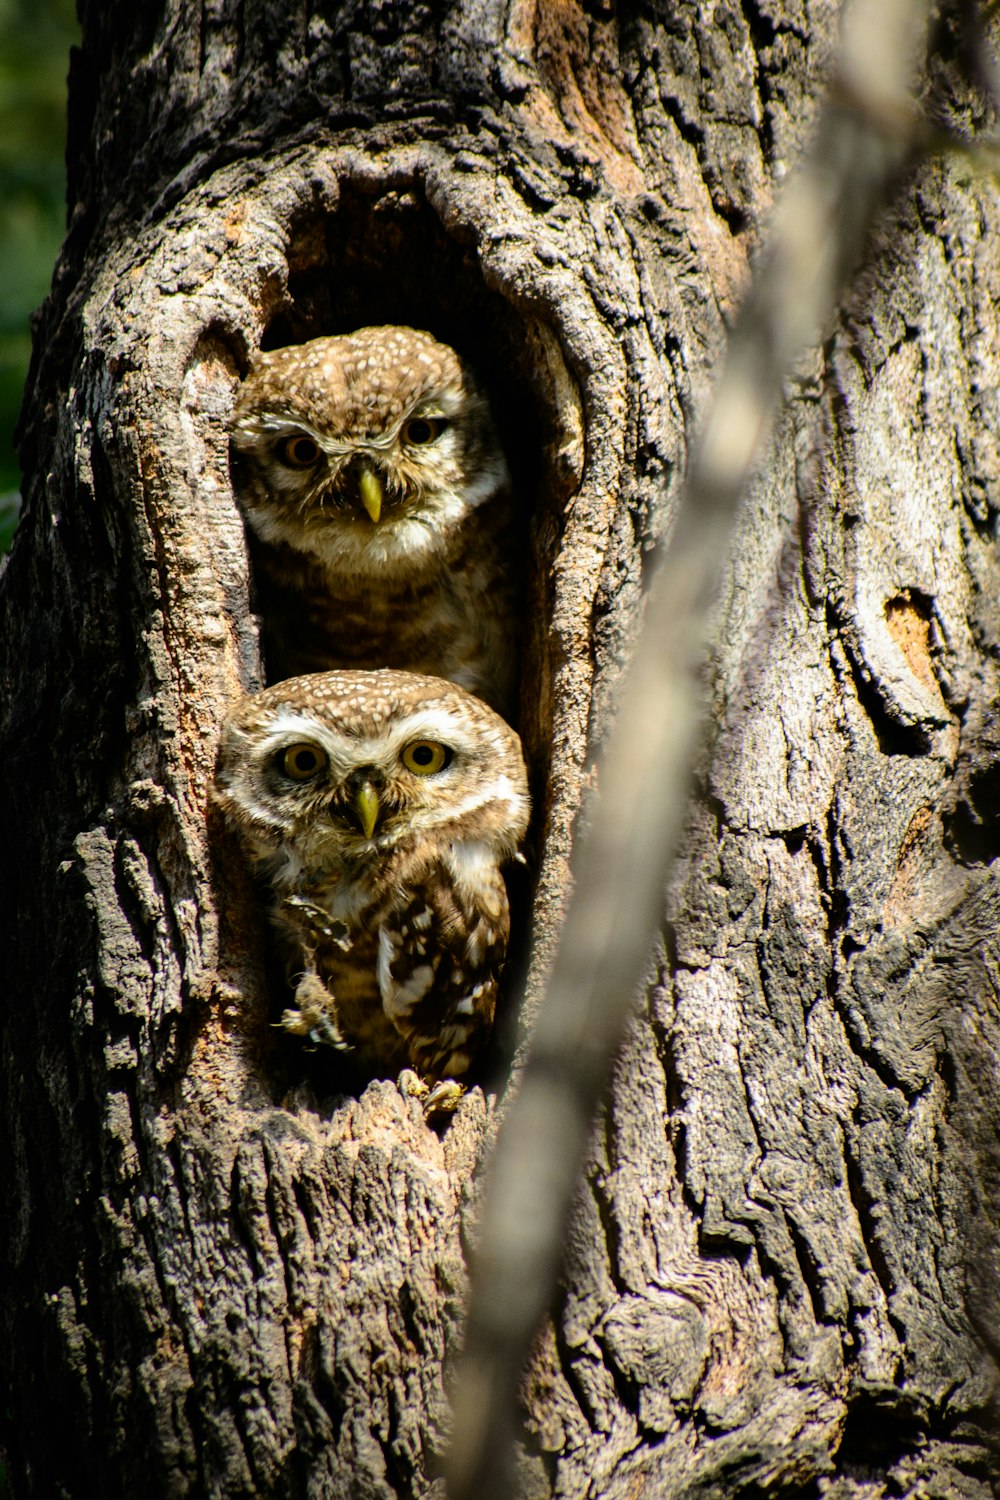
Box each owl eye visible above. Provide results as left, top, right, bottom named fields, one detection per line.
left=401, top=740, right=451, bottom=776
left=278, top=742, right=328, bottom=780
left=402, top=417, right=446, bottom=446
left=276, top=434, right=321, bottom=467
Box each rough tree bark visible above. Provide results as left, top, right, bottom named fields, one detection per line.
left=2, top=2, right=999, bottom=1498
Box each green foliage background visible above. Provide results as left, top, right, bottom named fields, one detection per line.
left=0, top=0, right=80, bottom=552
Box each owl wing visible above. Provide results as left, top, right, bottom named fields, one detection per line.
left=376, top=861, right=510, bottom=1083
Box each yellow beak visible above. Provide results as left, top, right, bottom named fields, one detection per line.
left=352, top=782, right=380, bottom=840
left=358, top=466, right=383, bottom=524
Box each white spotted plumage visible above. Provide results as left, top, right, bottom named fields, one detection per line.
left=214, top=669, right=530, bottom=1102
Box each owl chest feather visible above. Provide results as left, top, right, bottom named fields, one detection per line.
left=250, top=490, right=519, bottom=715
left=279, top=843, right=510, bottom=1080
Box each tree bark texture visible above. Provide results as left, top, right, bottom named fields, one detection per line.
left=2, top=2, right=999, bottom=1497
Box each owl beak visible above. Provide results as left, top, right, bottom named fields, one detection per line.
left=358, top=465, right=383, bottom=524
left=352, top=781, right=381, bottom=840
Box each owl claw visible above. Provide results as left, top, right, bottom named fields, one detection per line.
left=283, top=897, right=352, bottom=952
left=280, top=974, right=352, bottom=1052
left=279, top=1006, right=343, bottom=1050
left=397, top=1068, right=426, bottom=1099
left=397, top=1070, right=466, bottom=1118
left=423, top=1079, right=466, bottom=1116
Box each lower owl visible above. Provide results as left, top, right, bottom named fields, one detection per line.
left=215, top=669, right=530, bottom=1109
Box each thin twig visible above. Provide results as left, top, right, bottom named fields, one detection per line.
left=445, top=0, right=934, bottom=1494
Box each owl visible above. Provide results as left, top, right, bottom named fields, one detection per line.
left=214, top=669, right=530, bottom=1110
left=230, top=326, right=520, bottom=719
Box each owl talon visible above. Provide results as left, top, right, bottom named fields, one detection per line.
left=397, top=1068, right=428, bottom=1100
left=281, top=973, right=352, bottom=1052
left=280, top=1006, right=342, bottom=1050
left=283, top=897, right=352, bottom=951
left=422, top=1079, right=466, bottom=1117
left=396, top=1071, right=465, bottom=1117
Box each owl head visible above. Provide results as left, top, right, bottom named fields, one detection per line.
left=230, top=327, right=509, bottom=581
left=215, top=669, right=530, bottom=887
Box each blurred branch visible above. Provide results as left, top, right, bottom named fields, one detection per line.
left=445, top=0, right=936, bottom=1493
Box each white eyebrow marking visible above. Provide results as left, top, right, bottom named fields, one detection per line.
left=257, top=712, right=367, bottom=775
left=259, top=711, right=330, bottom=747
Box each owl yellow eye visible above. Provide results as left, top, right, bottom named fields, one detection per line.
left=402, top=417, right=446, bottom=446
left=401, top=740, right=451, bottom=776
left=279, top=742, right=328, bottom=780
left=276, top=433, right=321, bottom=467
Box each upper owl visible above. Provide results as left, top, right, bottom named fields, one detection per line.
left=230, top=327, right=519, bottom=718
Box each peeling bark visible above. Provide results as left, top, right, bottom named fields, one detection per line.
left=1, top=2, right=999, bottom=1497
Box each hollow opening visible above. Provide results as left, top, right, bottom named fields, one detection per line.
left=244, top=181, right=580, bottom=758
left=227, top=180, right=580, bottom=1111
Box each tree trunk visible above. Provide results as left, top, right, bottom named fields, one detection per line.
left=2, top=2, right=999, bottom=1496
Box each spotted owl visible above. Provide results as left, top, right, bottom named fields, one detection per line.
left=214, top=668, right=530, bottom=1108
left=230, top=327, right=519, bottom=719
